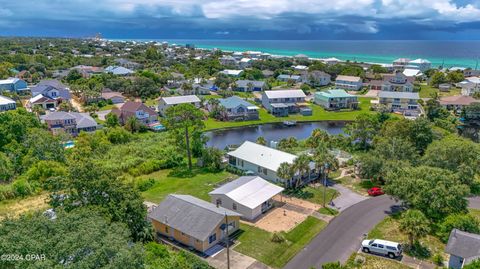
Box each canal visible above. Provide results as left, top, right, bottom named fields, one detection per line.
left=205, top=121, right=347, bottom=149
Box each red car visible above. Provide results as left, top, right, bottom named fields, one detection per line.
left=368, top=187, right=384, bottom=196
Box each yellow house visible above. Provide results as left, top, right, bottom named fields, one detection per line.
left=148, top=194, right=241, bottom=253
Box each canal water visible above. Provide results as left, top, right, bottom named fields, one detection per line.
left=205, top=121, right=347, bottom=149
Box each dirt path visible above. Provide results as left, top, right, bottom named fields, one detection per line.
left=70, top=97, right=84, bottom=112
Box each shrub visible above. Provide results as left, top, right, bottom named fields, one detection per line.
left=137, top=178, right=156, bottom=192
left=0, top=184, right=16, bottom=201
left=106, top=127, right=132, bottom=144
left=270, top=232, right=286, bottom=243
left=12, top=179, right=33, bottom=197
left=438, top=214, right=480, bottom=242
left=433, top=253, right=444, bottom=266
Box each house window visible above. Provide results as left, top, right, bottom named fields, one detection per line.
left=263, top=168, right=267, bottom=175
left=257, top=166, right=262, bottom=173
left=233, top=203, right=237, bottom=210
left=241, top=160, right=244, bottom=167
left=165, top=226, right=169, bottom=234
left=216, top=198, right=222, bottom=206
left=230, top=221, right=236, bottom=228
left=208, top=233, right=216, bottom=244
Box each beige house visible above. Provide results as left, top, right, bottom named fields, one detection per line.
left=148, top=194, right=241, bottom=253
left=378, top=91, right=420, bottom=111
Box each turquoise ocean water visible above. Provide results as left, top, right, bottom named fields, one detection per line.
left=119, top=39, right=480, bottom=69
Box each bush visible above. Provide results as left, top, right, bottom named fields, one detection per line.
left=12, top=179, right=33, bottom=197
left=128, top=160, right=166, bottom=176
left=438, top=214, right=480, bottom=242
left=0, top=184, right=16, bottom=201
left=137, top=178, right=156, bottom=192
left=270, top=232, right=286, bottom=243
left=432, top=253, right=444, bottom=266
left=106, top=127, right=132, bottom=144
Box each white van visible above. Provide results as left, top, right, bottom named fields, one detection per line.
left=361, top=239, right=402, bottom=258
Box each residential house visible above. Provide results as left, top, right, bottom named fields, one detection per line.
left=191, top=79, right=216, bottom=95
left=71, top=65, right=103, bottom=77
left=209, top=176, right=284, bottom=220
left=101, top=89, right=125, bottom=104
left=29, top=80, right=71, bottom=110
left=262, top=90, right=307, bottom=116
left=114, top=58, right=141, bottom=69
left=148, top=194, right=241, bottom=253
left=301, top=71, right=331, bottom=86
left=158, top=95, right=201, bottom=116
left=239, top=58, right=253, bottom=69
left=228, top=141, right=317, bottom=187
left=104, top=66, right=135, bottom=76
left=464, top=69, right=480, bottom=77
left=294, top=54, right=309, bottom=61
left=439, top=83, right=452, bottom=92
left=0, top=78, right=28, bottom=92
left=459, top=77, right=480, bottom=96
left=40, top=111, right=97, bottom=136
left=378, top=91, right=420, bottom=111
left=112, top=101, right=158, bottom=125
left=234, top=80, right=265, bottom=92
left=220, top=55, right=237, bottom=66
left=277, top=74, right=302, bottom=83
left=220, top=70, right=243, bottom=77
left=293, top=65, right=308, bottom=71
left=403, top=68, right=423, bottom=78
left=392, top=58, right=411, bottom=69
left=445, top=229, right=480, bottom=269
left=322, top=57, right=341, bottom=65
left=314, top=89, right=359, bottom=110
left=335, top=75, right=363, bottom=91
left=212, top=96, right=259, bottom=121
left=381, top=71, right=414, bottom=92
left=0, top=95, right=16, bottom=112
left=408, top=58, right=432, bottom=72
left=367, top=80, right=383, bottom=91
left=440, top=95, right=480, bottom=111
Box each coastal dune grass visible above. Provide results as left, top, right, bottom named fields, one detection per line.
left=235, top=216, right=327, bottom=268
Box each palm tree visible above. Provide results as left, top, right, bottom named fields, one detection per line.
left=293, top=154, right=311, bottom=189
left=246, top=82, right=254, bottom=92
left=277, top=162, right=294, bottom=188
left=256, top=136, right=267, bottom=146
left=307, top=128, right=330, bottom=148
left=312, top=144, right=339, bottom=206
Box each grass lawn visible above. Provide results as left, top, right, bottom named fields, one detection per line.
left=204, top=97, right=374, bottom=130
left=144, top=98, right=158, bottom=107
left=235, top=216, right=327, bottom=268
left=469, top=208, right=480, bottom=221
left=418, top=84, right=461, bottom=98
left=139, top=168, right=236, bottom=203
left=368, top=214, right=447, bottom=263
left=335, top=176, right=374, bottom=195
left=328, top=169, right=342, bottom=179
left=99, top=104, right=116, bottom=111
left=318, top=207, right=339, bottom=215
left=0, top=193, right=49, bottom=220
left=285, top=185, right=339, bottom=206
left=348, top=253, right=412, bottom=269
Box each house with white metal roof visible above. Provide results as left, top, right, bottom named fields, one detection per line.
left=219, top=69, right=243, bottom=77
left=335, top=75, right=363, bottom=91
left=227, top=141, right=317, bottom=186
left=261, top=90, right=307, bottom=116
left=148, top=194, right=241, bottom=253
left=158, top=95, right=201, bottom=116
left=0, top=95, right=16, bottom=112
left=459, top=77, right=480, bottom=96
left=408, top=58, right=432, bottom=72
left=209, top=176, right=284, bottom=220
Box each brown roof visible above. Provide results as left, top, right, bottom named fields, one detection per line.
left=120, top=101, right=156, bottom=115
left=440, top=96, right=480, bottom=106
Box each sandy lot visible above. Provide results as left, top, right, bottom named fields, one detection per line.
left=253, top=207, right=308, bottom=233
left=274, top=195, right=321, bottom=211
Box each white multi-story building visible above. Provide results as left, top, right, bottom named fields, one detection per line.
left=335, top=75, right=363, bottom=91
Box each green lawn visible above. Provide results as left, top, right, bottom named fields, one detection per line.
left=98, top=104, right=116, bottom=111
left=204, top=97, right=374, bottom=130
left=318, top=207, right=339, bottom=215
left=418, top=84, right=461, bottom=98
left=139, top=168, right=236, bottom=203
left=235, top=216, right=327, bottom=268
left=368, top=214, right=447, bottom=263
left=334, top=176, right=374, bottom=195
left=469, top=208, right=480, bottom=221
left=285, top=185, right=339, bottom=206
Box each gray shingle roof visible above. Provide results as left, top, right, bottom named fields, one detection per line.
left=235, top=80, right=265, bottom=88
left=445, top=229, right=480, bottom=258
left=31, top=80, right=71, bottom=100
left=148, top=194, right=241, bottom=241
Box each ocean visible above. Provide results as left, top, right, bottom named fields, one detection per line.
left=121, top=39, right=480, bottom=69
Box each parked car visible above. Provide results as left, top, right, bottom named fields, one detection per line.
left=362, top=239, right=402, bottom=258
left=367, top=187, right=384, bottom=196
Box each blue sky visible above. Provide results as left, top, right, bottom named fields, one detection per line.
left=1, top=0, right=480, bottom=39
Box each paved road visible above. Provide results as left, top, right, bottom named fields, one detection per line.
left=329, top=182, right=367, bottom=212
left=284, top=195, right=400, bottom=269
left=468, top=196, right=480, bottom=209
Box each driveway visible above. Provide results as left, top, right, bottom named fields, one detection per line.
left=468, top=196, right=480, bottom=209
left=96, top=109, right=111, bottom=121
left=328, top=181, right=368, bottom=212
left=206, top=248, right=270, bottom=269
left=284, top=195, right=400, bottom=269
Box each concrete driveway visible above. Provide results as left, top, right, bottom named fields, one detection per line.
left=96, top=109, right=111, bottom=121
left=328, top=181, right=368, bottom=212
left=284, top=195, right=401, bottom=269
left=206, top=248, right=270, bottom=269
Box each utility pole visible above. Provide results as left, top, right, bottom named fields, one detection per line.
left=225, top=212, right=230, bottom=269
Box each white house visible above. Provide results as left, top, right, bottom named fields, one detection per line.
left=408, top=58, right=432, bottom=72
left=227, top=141, right=317, bottom=186
left=209, top=176, right=284, bottom=220
left=445, top=229, right=480, bottom=269
left=459, top=77, right=480, bottom=96
left=0, top=95, right=16, bottom=112
left=261, top=90, right=307, bottom=116
left=220, top=70, right=243, bottom=77
left=301, top=71, right=331, bottom=86
left=335, top=75, right=363, bottom=91
left=158, top=95, right=201, bottom=116
left=381, top=71, right=414, bottom=92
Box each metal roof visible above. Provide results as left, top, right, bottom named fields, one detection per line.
left=264, top=90, right=306, bottom=99
left=161, top=95, right=201, bottom=105
left=218, top=96, right=258, bottom=110
left=209, top=176, right=284, bottom=209
left=378, top=91, right=420, bottom=99
left=0, top=95, right=15, bottom=105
